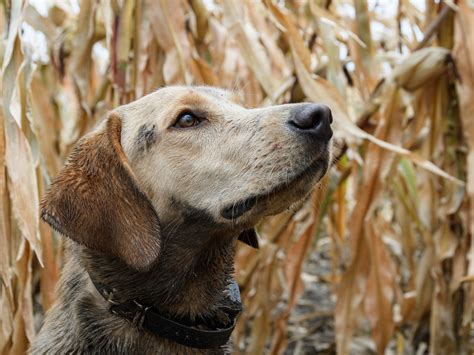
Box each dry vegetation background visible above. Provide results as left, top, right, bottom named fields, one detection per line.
left=0, top=0, right=473, bottom=354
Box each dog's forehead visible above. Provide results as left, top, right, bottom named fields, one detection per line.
left=151, top=86, right=237, bottom=103
left=174, top=86, right=240, bottom=107
left=191, top=86, right=237, bottom=102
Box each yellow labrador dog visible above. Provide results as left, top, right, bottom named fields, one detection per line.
left=30, top=86, right=333, bottom=354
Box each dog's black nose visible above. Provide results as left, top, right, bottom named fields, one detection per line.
left=288, top=104, right=333, bottom=140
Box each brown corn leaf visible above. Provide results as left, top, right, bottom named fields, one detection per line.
left=335, top=236, right=370, bottom=355
left=29, top=76, right=62, bottom=176
left=0, top=109, right=9, bottom=289
left=10, top=244, right=34, bottom=353
left=191, top=56, right=219, bottom=86
left=146, top=0, right=191, bottom=84
left=248, top=3, right=289, bottom=80
left=113, top=0, right=135, bottom=98
left=70, top=0, right=98, bottom=115
left=453, top=0, right=474, bottom=334
left=2, top=4, right=42, bottom=264
left=335, top=80, right=400, bottom=354
left=222, top=1, right=279, bottom=96
left=364, top=224, right=397, bottom=354
left=430, top=229, right=457, bottom=355
left=392, top=47, right=451, bottom=91
left=24, top=4, right=57, bottom=39
left=309, top=3, right=367, bottom=49
left=264, top=0, right=311, bottom=70
left=351, top=0, right=378, bottom=95
left=189, top=0, right=209, bottom=42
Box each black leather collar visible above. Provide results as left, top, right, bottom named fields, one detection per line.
left=89, top=275, right=242, bottom=349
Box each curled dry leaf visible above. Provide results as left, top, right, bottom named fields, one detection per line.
left=392, top=47, right=452, bottom=91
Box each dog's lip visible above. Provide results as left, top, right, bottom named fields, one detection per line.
left=221, top=195, right=257, bottom=220
left=220, top=156, right=328, bottom=220
left=263, top=156, right=328, bottom=197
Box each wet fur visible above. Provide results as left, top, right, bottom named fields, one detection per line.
left=31, top=238, right=235, bottom=354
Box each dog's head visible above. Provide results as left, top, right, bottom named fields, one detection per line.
left=42, top=86, right=332, bottom=271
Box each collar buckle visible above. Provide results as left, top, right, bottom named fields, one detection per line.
left=110, top=299, right=151, bottom=329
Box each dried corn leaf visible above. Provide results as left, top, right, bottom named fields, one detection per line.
left=264, top=0, right=311, bottom=70
left=2, top=7, right=42, bottom=264
left=453, top=0, right=474, bottom=334
left=364, top=224, right=397, bottom=354
left=146, top=0, right=191, bottom=83
left=71, top=0, right=97, bottom=115
left=222, top=1, right=279, bottom=96
left=392, top=47, right=451, bottom=91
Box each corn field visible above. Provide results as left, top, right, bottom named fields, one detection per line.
left=1, top=0, right=473, bottom=354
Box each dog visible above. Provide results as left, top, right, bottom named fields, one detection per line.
left=30, top=86, right=333, bottom=354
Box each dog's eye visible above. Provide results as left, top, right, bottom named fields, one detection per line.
left=174, top=112, right=202, bottom=128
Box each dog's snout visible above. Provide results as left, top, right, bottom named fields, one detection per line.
left=288, top=104, right=333, bottom=139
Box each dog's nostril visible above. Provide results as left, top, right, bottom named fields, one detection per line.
left=289, top=104, right=332, bottom=131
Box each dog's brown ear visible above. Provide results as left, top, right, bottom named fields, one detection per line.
left=238, top=229, right=259, bottom=249
left=41, top=114, right=161, bottom=272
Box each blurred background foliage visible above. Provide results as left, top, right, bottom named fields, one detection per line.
left=0, top=0, right=473, bottom=354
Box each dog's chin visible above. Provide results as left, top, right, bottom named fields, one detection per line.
left=257, top=158, right=328, bottom=217
left=220, top=157, right=329, bottom=223
left=266, top=157, right=328, bottom=198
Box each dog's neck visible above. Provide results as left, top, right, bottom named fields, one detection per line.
left=32, top=235, right=237, bottom=354
left=74, top=230, right=238, bottom=320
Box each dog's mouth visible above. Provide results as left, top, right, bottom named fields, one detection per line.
left=220, top=157, right=328, bottom=220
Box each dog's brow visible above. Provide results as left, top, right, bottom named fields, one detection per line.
left=177, top=91, right=208, bottom=106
